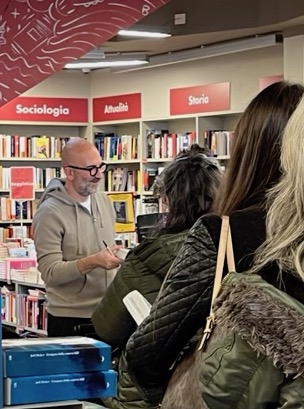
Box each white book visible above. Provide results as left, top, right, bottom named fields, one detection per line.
left=123, top=290, right=152, bottom=326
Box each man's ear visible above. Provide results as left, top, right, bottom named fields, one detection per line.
left=64, top=167, right=74, bottom=180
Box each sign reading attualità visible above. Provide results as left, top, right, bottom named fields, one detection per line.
left=0, top=97, right=88, bottom=122
left=170, top=82, right=230, bottom=115
left=93, top=93, right=142, bottom=122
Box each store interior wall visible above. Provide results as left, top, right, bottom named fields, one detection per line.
left=22, top=46, right=283, bottom=127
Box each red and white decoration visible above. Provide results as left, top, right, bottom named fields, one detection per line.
left=0, top=0, right=170, bottom=107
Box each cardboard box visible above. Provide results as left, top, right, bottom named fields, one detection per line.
left=4, top=370, right=117, bottom=405
left=2, top=336, right=111, bottom=377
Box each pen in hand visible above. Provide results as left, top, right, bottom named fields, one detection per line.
left=103, top=240, right=116, bottom=257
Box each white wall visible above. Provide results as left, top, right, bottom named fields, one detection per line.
left=24, top=70, right=91, bottom=98
left=89, top=46, right=283, bottom=118
left=19, top=46, right=283, bottom=121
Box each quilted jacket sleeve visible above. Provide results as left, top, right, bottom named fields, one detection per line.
left=125, top=218, right=218, bottom=403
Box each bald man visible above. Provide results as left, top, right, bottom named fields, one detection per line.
left=33, top=138, right=122, bottom=336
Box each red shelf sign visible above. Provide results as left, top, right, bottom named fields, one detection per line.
left=259, top=75, right=284, bottom=91
left=93, top=93, right=141, bottom=122
left=10, top=167, right=35, bottom=201
left=0, top=97, right=88, bottom=122
left=170, top=82, right=230, bottom=115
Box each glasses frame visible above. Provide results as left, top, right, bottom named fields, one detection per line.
left=67, top=162, right=107, bottom=176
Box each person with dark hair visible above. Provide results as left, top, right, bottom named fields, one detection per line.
left=91, top=149, right=222, bottom=409
left=200, top=95, right=304, bottom=409
left=125, top=81, right=304, bottom=406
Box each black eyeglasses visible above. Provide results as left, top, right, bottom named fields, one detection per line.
left=67, top=163, right=107, bottom=176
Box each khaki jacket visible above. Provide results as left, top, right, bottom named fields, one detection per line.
left=200, top=273, right=304, bottom=409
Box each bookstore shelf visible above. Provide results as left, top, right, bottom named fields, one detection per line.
left=0, top=220, right=33, bottom=224
left=93, top=110, right=242, bottom=215
left=106, top=159, right=141, bottom=164
left=2, top=279, right=47, bottom=336
left=0, top=111, right=242, bottom=234
left=0, top=158, right=61, bottom=162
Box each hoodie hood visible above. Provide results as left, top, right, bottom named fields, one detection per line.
left=214, top=273, right=304, bottom=379
left=39, top=178, right=77, bottom=207
left=38, top=178, right=85, bottom=254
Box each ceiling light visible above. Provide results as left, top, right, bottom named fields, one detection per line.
left=149, top=34, right=283, bottom=66
left=113, top=34, right=283, bottom=73
left=118, top=29, right=171, bottom=38
left=65, top=60, right=148, bottom=69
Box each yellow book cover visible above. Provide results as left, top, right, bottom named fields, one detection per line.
left=107, top=192, right=135, bottom=233
left=35, top=136, right=49, bottom=159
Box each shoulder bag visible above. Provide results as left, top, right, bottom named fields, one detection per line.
left=159, top=216, right=235, bottom=409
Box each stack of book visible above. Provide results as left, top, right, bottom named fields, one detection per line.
left=2, top=336, right=117, bottom=406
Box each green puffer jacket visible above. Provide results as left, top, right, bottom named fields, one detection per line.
left=200, top=273, right=304, bottom=409
left=91, top=230, right=189, bottom=409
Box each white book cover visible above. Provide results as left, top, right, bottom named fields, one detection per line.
left=123, top=290, right=152, bottom=326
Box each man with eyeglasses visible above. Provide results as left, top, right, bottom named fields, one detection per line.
left=33, top=138, right=122, bottom=336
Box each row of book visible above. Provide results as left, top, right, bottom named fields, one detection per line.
left=1, top=285, right=47, bottom=333
left=0, top=196, right=38, bottom=221
left=0, top=256, right=37, bottom=282
left=0, top=134, right=75, bottom=159
left=106, top=167, right=140, bottom=192
left=0, top=226, right=32, bottom=242
left=2, top=337, right=117, bottom=405
left=203, top=130, right=235, bottom=157
left=0, top=166, right=64, bottom=190
left=146, top=130, right=196, bottom=159
left=95, top=132, right=138, bottom=161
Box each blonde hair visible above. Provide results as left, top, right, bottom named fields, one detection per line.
left=252, top=95, right=304, bottom=280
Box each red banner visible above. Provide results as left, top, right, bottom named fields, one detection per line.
left=93, top=93, right=142, bottom=122
left=0, top=97, right=88, bottom=122
left=170, top=82, right=230, bottom=115
left=259, top=75, right=284, bottom=91
left=10, top=167, right=35, bottom=201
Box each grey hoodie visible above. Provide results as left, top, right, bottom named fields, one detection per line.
left=33, top=178, right=116, bottom=318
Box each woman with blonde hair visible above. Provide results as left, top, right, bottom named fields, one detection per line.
left=199, top=94, right=304, bottom=408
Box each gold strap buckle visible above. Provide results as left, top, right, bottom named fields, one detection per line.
left=198, top=315, right=215, bottom=351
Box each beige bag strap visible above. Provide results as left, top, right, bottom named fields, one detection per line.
left=198, top=215, right=235, bottom=350
left=211, top=215, right=235, bottom=303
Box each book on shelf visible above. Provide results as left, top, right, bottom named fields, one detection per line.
left=146, top=130, right=196, bottom=159
left=141, top=197, right=159, bottom=214
left=146, top=129, right=169, bottom=159
left=95, top=132, right=138, bottom=161
left=143, top=168, right=158, bottom=192
left=1, top=285, right=16, bottom=323
left=34, top=136, right=50, bottom=159
left=203, top=130, right=235, bottom=157
left=25, top=294, right=47, bottom=330
left=106, top=168, right=139, bottom=192
left=111, top=167, right=129, bottom=191
left=0, top=134, right=74, bottom=159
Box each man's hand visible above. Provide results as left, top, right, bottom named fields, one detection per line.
left=77, top=245, right=123, bottom=275
left=95, top=246, right=123, bottom=269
